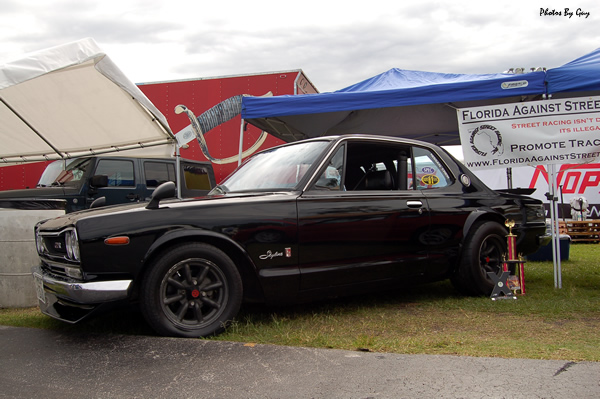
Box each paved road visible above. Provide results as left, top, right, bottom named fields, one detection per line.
left=0, top=325, right=598, bottom=398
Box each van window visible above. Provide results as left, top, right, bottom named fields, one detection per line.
left=144, top=162, right=176, bottom=188
left=95, top=160, right=135, bottom=187
left=183, top=165, right=213, bottom=190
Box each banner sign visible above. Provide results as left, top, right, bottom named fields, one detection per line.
left=458, top=96, right=600, bottom=170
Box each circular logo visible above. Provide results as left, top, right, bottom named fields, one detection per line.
left=469, top=124, right=504, bottom=157
left=421, top=174, right=439, bottom=186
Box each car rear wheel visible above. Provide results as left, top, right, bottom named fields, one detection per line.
left=140, top=243, right=243, bottom=337
left=451, top=221, right=508, bottom=296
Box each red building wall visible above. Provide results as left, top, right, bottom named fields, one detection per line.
left=138, top=71, right=317, bottom=182
left=0, top=161, right=50, bottom=191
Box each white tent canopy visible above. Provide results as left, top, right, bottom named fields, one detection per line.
left=0, top=38, right=175, bottom=164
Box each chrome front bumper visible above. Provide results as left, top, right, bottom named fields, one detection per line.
left=32, top=265, right=132, bottom=304
left=32, top=265, right=132, bottom=323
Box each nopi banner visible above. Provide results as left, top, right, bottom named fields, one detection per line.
left=458, top=96, right=600, bottom=170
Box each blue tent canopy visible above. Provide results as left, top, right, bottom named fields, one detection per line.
left=338, top=69, right=543, bottom=96
left=241, top=48, right=599, bottom=146
left=546, top=47, right=600, bottom=94
left=243, top=69, right=545, bottom=118
left=242, top=69, right=546, bottom=145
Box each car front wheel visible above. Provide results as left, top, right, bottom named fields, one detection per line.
left=452, top=221, right=508, bottom=296
left=141, top=243, right=243, bottom=337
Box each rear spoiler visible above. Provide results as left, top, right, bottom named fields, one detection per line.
left=495, top=188, right=536, bottom=196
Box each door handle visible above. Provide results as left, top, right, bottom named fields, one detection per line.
left=406, top=200, right=423, bottom=208
left=126, top=193, right=140, bottom=201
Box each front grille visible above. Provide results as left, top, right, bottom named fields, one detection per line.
left=37, top=227, right=80, bottom=263
left=37, top=226, right=82, bottom=280
left=43, top=235, right=68, bottom=258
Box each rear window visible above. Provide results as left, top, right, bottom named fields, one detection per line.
left=183, top=165, right=213, bottom=190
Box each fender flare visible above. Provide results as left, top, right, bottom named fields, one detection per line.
left=137, top=228, right=262, bottom=301
left=143, top=228, right=255, bottom=268
left=462, top=210, right=506, bottom=241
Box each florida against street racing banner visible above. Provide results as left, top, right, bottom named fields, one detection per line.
left=458, top=96, right=600, bottom=170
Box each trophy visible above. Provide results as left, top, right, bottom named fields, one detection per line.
left=490, top=219, right=525, bottom=300
left=503, top=220, right=525, bottom=295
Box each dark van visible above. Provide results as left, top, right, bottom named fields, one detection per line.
left=0, top=156, right=216, bottom=213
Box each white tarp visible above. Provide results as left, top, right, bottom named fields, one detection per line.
left=458, top=96, right=600, bottom=170
left=0, top=38, right=175, bottom=164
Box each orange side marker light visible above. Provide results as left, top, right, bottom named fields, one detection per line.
left=104, top=236, right=130, bottom=245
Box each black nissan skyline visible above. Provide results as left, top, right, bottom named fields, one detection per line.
left=32, top=135, right=549, bottom=337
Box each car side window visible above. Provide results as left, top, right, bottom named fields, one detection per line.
left=312, top=146, right=344, bottom=191
left=311, top=142, right=453, bottom=192
left=144, top=161, right=176, bottom=188
left=410, top=147, right=452, bottom=190
left=94, top=160, right=135, bottom=187
left=344, top=142, right=407, bottom=191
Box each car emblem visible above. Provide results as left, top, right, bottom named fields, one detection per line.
left=54, top=242, right=62, bottom=249
left=259, top=250, right=283, bottom=260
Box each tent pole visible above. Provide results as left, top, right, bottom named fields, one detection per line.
left=554, top=198, right=563, bottom=288
left=553, top=175, right=563, bottom=289
left=548, top=164, right=562, bottom=288
left=0, top=97, right=65, bottom=160
left=175, top=144, right=182, bottom=199
left=559, top=185, right=566, bottom=223
left=506, top=167, right=513, bottom=189
left=238, top=119, right=245, bottom=166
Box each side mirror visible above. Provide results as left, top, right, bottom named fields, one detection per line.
left=90, top=175, right=109, bottom=188
left=146, top=181, right=176, bottom=210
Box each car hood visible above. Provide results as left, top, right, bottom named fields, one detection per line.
left=0, top=186, right=76, bottom=210
left=0, top=186, right=77, bottom=198
left=36, top=191, right=299, bottom=231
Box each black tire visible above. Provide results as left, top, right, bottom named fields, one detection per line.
left=451, top=221, right=507, bottom=296
left=140, top=242, right=242, bottom=337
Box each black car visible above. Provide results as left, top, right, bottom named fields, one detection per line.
left=32, top=135, right=548, bottom=337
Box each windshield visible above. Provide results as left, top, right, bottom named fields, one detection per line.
left=37, top=158, right=92, bottom=187
left=217, top=140, right=330, bottom=192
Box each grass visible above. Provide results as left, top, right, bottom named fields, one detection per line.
left=1, top=244, right=599, bottom=361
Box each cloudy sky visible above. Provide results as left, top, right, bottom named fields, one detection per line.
left=1, top=0, right=598, bottom=93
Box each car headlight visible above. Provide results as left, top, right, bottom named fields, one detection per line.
left=65, top=228, right=80, bottom=262
left=36, top=226, right=80, bottom=262
left=36, top=229, right=46, bottom=254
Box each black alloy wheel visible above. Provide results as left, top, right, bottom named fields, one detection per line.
left=451, top=221, right=508, bottom=296
left=477, top=233, right=506, bottom=277
left=141, top=243, right=243, bottom=337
